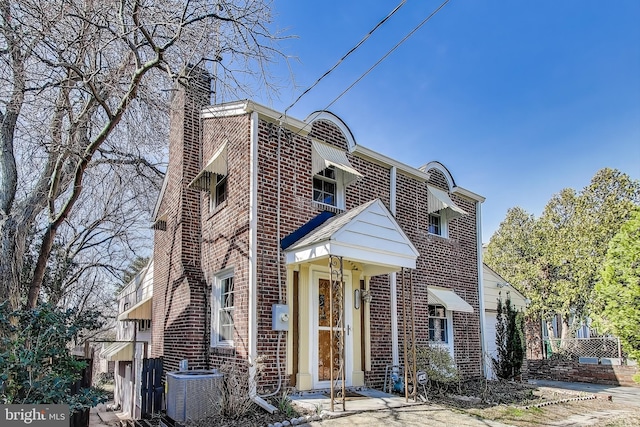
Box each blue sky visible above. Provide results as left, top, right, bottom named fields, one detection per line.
left=258, top=0, right=640, bottom=241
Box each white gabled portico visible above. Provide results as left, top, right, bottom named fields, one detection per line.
left=283, top=199, right=418, bottom=391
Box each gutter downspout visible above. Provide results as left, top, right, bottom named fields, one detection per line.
left=390, top=166, right=399, bottom=368
left=131, top=323, right=137, bottom=418
left=248, top=112, right=276, bottom=414
left=476, top=200, right=488, bottom=377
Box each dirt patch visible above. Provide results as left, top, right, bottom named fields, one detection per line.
left=427, top=379, right=640, bottom=427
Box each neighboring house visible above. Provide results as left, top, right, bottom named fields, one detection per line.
left=482, top=263, right=528, bottom=379
left=102, top=260, right=153, bottom=418
left=150, top=68, right=486, bottom=398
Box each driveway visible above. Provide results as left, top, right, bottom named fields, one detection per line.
left=306, top=404, right=514, bottom=427
left=302, top=380, right=640, bottom=427
left=528, top=379, right=640, bottom=408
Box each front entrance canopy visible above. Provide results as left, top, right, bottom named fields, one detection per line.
left=428, top=287, right=474, bottom=313
left=284, top=199, right=418, bottom=276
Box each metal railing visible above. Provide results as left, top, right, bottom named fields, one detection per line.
left=544, top=337, right=622, bottom=360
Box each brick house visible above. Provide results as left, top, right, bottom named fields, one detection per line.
left=150, top=69, right=486, bottom=396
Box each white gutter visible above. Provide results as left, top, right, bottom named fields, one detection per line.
left=354, top=144, right=430, bottom=182
left=476, top=200, right=488, bottom=378
left=248, top=112, right=277, bottom=413
left=390, top=166, right=399, bottom=368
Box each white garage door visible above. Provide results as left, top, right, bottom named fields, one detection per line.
left=484, top=312, right=497, bottom=379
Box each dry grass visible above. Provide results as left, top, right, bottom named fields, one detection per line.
left=433, top=379, right=640, bottom=427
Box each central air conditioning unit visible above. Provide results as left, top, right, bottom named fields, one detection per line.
left=166, top=370, right=223, bottom=423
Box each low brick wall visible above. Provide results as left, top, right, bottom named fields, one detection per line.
left=528, top=359, right=639, bottom=387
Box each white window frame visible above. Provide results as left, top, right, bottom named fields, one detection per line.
left=123, top=302, right=130, bottom=329
left=313, top=166, right=346, bottom=209
left=138, top=319, right=151, bottom=332
left=428, top=210, right=449, bottom=237
left=428, top=304, right=454, bottom=357
left=209, top=173, right=228, bottom=212
left=211, top=269, right=235, bottom=348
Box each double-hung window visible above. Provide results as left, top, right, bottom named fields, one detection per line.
left=188, top=141, right=229, bottom=213
left=311, top=140, right=362, bottom=210
left=210, top=173, right=228, bottom=210
left=212, top=270, right=235, bottom=347
left=313, top=166, right=337, bottom=206
left=428, top=213, right=442, bottom=236
left=428, top=304, right=448, bottom=343
left=426, top=185, right=467, bottom=238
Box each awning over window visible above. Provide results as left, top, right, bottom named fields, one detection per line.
left=118, top=296, right=152, bottom=321
left=151, top=212, right=167, bottom=231
left=189, top=141, right=228, bottom=191
left=428, top=287, right=474, bottom=313
left=100, top=342, right=133, bottom=361
left=312, top=140, right=363, bottom=185
left=427, top=185, right=467, bottom=219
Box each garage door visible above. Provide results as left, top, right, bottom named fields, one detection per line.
left=484, top=312, right=497, bottom=379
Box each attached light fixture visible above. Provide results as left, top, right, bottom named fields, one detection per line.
left=354, top=289, right=373, bottom=309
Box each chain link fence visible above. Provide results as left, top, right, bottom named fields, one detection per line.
left=543, top=337, right=622, bottom=360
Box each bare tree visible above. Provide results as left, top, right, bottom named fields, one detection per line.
left=0, top=0, right=285, bottom=309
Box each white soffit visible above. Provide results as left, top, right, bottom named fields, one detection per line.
left=428, top=287, right=474, bottom=313
left=427, top=185, right=467, bottom=219
left=312, top=140, right=363, bottom=186
left=285, top=199, right=418, bottom=271
left=189, top=141, right=228, bottom=191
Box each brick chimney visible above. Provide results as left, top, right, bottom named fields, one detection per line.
left=152, top=66, right=211, bottom=372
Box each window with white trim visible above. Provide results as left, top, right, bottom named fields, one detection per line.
left=138, top=319, right=151, bottom=332
left=209, top=173, right=227, bottom=211
left=313, top=166, right=338, bottom=207
left=428, top=213, right=442, bottom=236
left=428, top=305, right=448, bottom=343
left=211, top=270, right=235, bottom=347
left=428, top=304, right=454, bottom=356
left=123, top=302, right=130, bottom=329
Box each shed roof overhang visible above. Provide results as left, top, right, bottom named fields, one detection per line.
left=118, top=296, right=152, bottom=321
left=189, top=141, right=228, bottom=191
left=284, top=199, right=418, bottom=276
left=428, top=287, right=474, bottom=313
left=100, top=342, right=133, bottom=361
left=427, top=185, right=467, bottom=219
left=311, top=140, right=362, bottom=185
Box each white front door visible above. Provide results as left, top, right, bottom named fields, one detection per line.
left=311, top=273, right=352, bottom=389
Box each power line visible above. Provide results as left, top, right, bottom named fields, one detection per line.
left=316, top=0, right=451, bottom=118
left=283, top=1, right=407, bottom=116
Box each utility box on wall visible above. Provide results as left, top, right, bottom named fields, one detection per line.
left=272, top=304, right=289, bottom=331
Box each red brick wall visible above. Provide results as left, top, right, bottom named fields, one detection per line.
left=152, top=70, right=209, bottom=373
left=154, top=102, right=483, bottom=388
left=199, top=113, right=252, bottom=374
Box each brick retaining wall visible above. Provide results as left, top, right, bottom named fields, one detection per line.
left=528, top=359, right=639, bottom=387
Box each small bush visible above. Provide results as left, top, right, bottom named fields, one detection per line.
left=216, top=360, right=255, bottom=419
left=416, top=345, right=460, bottom=395
left=0, top=303, right=107, bottom=413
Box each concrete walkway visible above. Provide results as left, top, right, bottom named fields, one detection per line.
left=89, top=402, right=130, bottom=427
left=293, top=389, right=515, bottom=427
left=296, top=381, right=640, bottom=427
